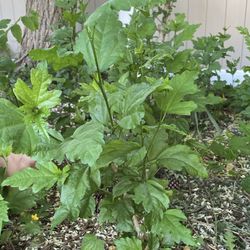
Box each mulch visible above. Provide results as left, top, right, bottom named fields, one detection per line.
left=1, top=119, right=250, bottom=250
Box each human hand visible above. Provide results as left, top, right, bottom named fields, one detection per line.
left=0, top=153, right=36, bottom=176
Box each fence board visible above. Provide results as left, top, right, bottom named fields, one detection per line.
left=205, top=0, right=227, bottom=35
left=174, top=0, right=189, bottom=16
left=241, top=0, right=250, bottom=67
left=188, top=0, right=207, bottom=37
left=225, top=0, right=247, bottom=66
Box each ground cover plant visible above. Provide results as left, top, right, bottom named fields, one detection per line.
left=0, top=0, right=249, bottom=249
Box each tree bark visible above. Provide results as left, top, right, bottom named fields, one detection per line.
left=19, top=0, right=61, bottom=62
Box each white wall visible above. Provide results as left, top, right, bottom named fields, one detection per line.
left=0, top=0, right=250, bottom=67
left=0, top=0, right=26, bottom=53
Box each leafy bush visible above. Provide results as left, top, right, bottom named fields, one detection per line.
left=1, top=0, right=249, bottom=249
left=0, top=12, right=39, bottom=102
left=0, top=1, right=210, bottom=248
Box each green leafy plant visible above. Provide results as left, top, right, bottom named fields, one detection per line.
left=224, top=230, right=236, bottom=250
left=226, top=26, right=250, bottom=118
left=0, top=1, right=212, bottom=249
left=0, top=11, right=39, bottom=104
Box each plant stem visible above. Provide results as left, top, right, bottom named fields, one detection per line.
left=142, top=111, right=167, bottom=180
left=87, top=29, right=114, bottom=127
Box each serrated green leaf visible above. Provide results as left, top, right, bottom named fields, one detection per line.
left=21, top=11, right=39, bottom=31
left=52, top=167, right=89, bottom=227
left=0, top=31, right=7, bottom=49
left=75, top=10, right=126, bottom=72
left=10, top=24, right=22, bottom=43
left=144, top=126, right=169, bottom=161
left=81, top=234, right=104, bottom=250
left=224, top=231, right=236, bottom=250
left=0, top=19, right=11, bottom=29
left=2, top=162, right=67, bottom=193
left=174, top=24, right=200, bottom=47
left=97, top=140, right=140, bottom=167
left=55, top=0, right=78, bottom=9
left=152, top=209, right=196, bottom=246
left=155, top=71, right=198, bottom=115
left=13, top=64, right=61, bottom=122
left=0, top=194, right=9, bottom=234
left=79, top=82, right=109, bottom=125
left=113, top=178, right=137, bottom=198
left=29, top=47, right=83, bottom=71
left=118, top=110, right=145, bottom=130
left=61, top=121, right=104, bottom=166
left=133, top=180, right=169, bottom=215
left=115, top=237, right=142, bottom=250
left=0, top=98, right=38, bottom=154
left=79, top=195, right=95, bottom=218
left=115, top=82, right=161, bottom=129
left=122, top=83, right=160, bottom=115
left=127, top=146, right=147, bottom=167
left=191, top=92, right=223, bottom=112
left=157, top=145, right=208, bottom=178
left=6, top=188, right=36, bottom=213
left=99, top=197, right=134, bottom=232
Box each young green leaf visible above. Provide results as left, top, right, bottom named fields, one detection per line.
left=13, top=64, right=61, bottom=122
left=115, top=82, right=161, bottom=129
left=133, top=180, right=169, bottom=215
left=113, top=178, right=137, bottom=198
left=0, top=98, right=38, bottom=154
left=5, top=189, right=36, bottom=214
left=99, top=197, right=134, bottom=232
left=29, top=47, right=83, bottom=71
left=52, top=167, right=89, bottom=227
left=61, top=121, right=104, bottom=166
left=155, top=71, right=198, bottom=115
left=81, top=234, right=104, bottom=250
left=75, top=10, right=126, bottom=72
left=10, top=24, right=22, bottom=43
left=55, top=0, right=78, bottom=9
left=0, top=31, right=8, bottom=49
left=2, top=162, right=68, bottom=193
left=0, top=19, right=11, bottom=29
left=0, top=195, right=9, bottom=234
left=79, top=82, right=110, bottom=125
left=21, top=11, right=39, bottom=31
left=157, top=145, right=208, bottom=178
left=79, top=195, right=96, bottom=218
left=152, top=209, right=196, bottom=246
left=224, top=231, right=236, bottom=250
left=115, top=237, right=142, bottom=250
left=191, top=92, right=223, bottom=112
left=97, top=140, right=140, bottom=167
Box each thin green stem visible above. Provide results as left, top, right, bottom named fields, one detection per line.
left=142, top=111, right=167, bottom=180
left=87, top=29, right=114, bottom=127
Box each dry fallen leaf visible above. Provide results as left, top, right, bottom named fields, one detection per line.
left=226, top=162, right=234, bottom=172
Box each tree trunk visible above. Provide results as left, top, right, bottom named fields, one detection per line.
left=19, top=0, right=61, bottom=62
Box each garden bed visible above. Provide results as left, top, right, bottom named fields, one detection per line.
left=2, top=120, right=249, bottom=250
